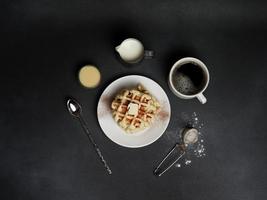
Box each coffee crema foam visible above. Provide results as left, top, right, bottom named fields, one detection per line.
left=172, top=63, right=205, bottom=95
left=173, top=73, right=199, bottom=95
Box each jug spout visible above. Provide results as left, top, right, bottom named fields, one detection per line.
left=115, top=45, right=121, bottom=53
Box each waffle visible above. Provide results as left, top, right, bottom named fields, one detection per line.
left=111, top=85, right=160, bottom=133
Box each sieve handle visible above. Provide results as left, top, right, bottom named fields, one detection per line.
left=154, top=144, right=185, bottom=177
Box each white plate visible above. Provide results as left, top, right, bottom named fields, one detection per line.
left=97, top=75, right=171, bottom=148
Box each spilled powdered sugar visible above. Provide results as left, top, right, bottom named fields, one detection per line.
left=185, top=159, right=192, bottom=165
left=174, top=112, right=206, bottom=168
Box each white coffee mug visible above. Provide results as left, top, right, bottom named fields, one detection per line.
left=168, top=57, right=210, bottom=104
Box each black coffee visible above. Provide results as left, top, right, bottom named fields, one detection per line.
left=172, top=63, right=205, bottom=95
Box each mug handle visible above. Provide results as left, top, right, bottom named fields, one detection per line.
left=144, top=50, right=154, bottom=59
left=196, top=93, right=207, bottom=104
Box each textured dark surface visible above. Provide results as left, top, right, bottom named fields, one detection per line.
left=1, top=0, right=267, bottom=199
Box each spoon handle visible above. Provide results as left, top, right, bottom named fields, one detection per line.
left=78, top=116, right=112, bottom=175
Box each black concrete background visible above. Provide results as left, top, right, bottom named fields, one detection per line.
left=1, top=0, right=267, bottom=199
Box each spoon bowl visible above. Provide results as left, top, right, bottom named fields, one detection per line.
left=67, top=98, right=82, bottom=117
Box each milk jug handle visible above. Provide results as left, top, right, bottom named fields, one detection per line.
left=144, top=50, right=154, bottom=59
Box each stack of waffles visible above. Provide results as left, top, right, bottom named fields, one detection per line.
left=111, top=85, right=160, bottom=133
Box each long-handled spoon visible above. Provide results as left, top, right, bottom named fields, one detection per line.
left=67, top=98, right=112, bottom=175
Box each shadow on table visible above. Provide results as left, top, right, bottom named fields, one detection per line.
left=107, top=20, right=143, bottom=48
